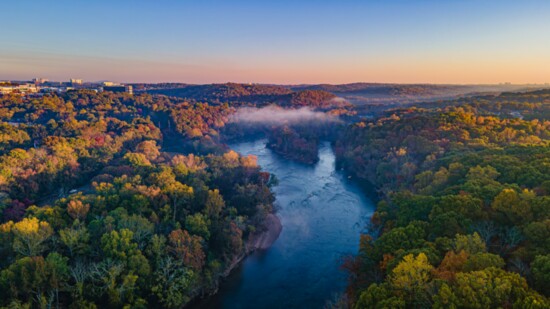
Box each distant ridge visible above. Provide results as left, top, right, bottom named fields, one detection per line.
left=146, top=83, right=343, bottom=108
left=145, top=82, right=550, bottom=106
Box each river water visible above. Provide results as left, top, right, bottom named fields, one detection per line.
left=199, top=139, right=375, bottom=309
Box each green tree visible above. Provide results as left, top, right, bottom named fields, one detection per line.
left=354, top=283, right=404, bottom=309
left=117, top=214, right=154, bottom=250
left=452, top=267, right=545, bottom=308
left=492, top=189, right=534, bottom=225
left=151, top=257, right=197, bottom=308
left=523, top=220, right=550, bottom=257
left=373, top=222, right=427, bottom=260
left=185, top=213, right=210, bottom=240
left=1, top=253, right=68, bottom=308
left=531, top=255, right=550, bottom=296
left=165, top=182, right=194, bottom=223
left=101, top=229, right=150, bottom=276
left=463, top=253, right=505, bottom=272
left=454, top=233, right=486, bottom=255
left=431, top=283, right=459, bottom=309
left=59, top=225, right=90, bottom=257
left=45, top=253, right=69, bottom=309
left=145, top=234, right=166, bottom=268
left=204, top=189, right=225, bottom=219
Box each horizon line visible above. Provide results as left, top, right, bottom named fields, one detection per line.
left=2, top=78, right=550, bottom=87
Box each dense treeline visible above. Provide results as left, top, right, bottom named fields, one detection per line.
left=420, top=89, right=550, bottom=121
left=147, top=83, right=346, bottom=109
left=335, top=91, right=550, bottom=308
left=147, top=83, right=292, bottom=105
left=170, top=103, right=231, bottom=139
left=292, top=83, right=471, bottom=96
left=0, top=91, right=277, bottom=308
left=287, top=90, right=338, bottom=108
left=267, top=126, right=320, bottom=164
left=292, top=83, right=547, bottom=107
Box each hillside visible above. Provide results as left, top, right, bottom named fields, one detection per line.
left=147, top=83, right=292, bottom=104
left=335, top=89, right=550, bottom=307
left=147, top=83, right=344, bottom=108
left=292, top=83, right=550, bottom=105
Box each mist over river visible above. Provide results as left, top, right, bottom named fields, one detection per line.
left=199, top=140, right=375, bottom=309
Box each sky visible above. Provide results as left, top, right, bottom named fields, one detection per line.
left=1, top=0, right=550, bottom=84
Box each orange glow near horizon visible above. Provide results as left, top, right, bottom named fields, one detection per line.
left=2, top=51, right=549, bottom=85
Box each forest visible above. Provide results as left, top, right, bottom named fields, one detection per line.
left=335, top=90, right=550, bottom=308
left=0, top=87, right=548, bottom=308
left=0, top=91, right=276, bottom=308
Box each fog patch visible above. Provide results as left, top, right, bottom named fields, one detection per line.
left=328, top=97, right=349, bottom=105
left=229, top=105, right=339, bottom=125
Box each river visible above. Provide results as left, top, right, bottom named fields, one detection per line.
left=199, top=139, right=375, bottom=309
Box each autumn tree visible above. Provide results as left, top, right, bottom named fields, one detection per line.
left=67, top=200, right=90, bottom=221
left=168, top=229, right=205, bottom=270
left=390, top=253, right=434, bottom=306
left=10, top=218, right=53, bottom=257
left=135, top=140, right=160, bottom=161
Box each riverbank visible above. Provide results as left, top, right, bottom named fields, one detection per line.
left=223, top=213, right=283, bottom=277
left=190, top=212, right=282, bottom=308
left=247, top=214, right=283, bottom=251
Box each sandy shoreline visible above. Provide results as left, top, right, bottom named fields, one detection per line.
left=222, top=213, right=283, bottom=277
left=246, top=213, right=283, bottom=251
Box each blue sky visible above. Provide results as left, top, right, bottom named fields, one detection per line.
left=2, top=0, right=550, bottom=84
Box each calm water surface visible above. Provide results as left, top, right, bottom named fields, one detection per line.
left=199, top=140, right=374, bottom=309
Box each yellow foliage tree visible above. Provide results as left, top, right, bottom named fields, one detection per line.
left=11, top=217, right=53, bottom=256
left=390, top=253, right=434, bottom=306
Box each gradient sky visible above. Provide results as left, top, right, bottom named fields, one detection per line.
left=2, top=0, right=550, bottom=84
